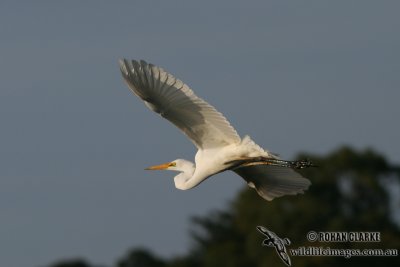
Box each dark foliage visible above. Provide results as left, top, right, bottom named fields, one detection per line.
left=46, top=259, right=93, bottom=267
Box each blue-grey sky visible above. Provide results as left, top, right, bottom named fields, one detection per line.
left=1, top=1, right=399, bottom=267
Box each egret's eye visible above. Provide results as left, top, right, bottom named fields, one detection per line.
left=169, top=162, right=177, bottom=167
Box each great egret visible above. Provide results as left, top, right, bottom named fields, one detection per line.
left=119, top=59, right=313, bottom=201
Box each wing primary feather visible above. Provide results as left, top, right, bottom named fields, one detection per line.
left=140, top=60, right=153, bottom=92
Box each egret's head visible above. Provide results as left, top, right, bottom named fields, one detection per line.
left=145, top=159, right=196, bottom=190
left=145, top=159, right=194, bottom=172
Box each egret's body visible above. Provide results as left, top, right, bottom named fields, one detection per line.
left=173, top=136, right=272, bottom=190
left=119, top=59, right=312, bottom=201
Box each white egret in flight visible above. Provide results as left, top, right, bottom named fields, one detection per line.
left=119, top=59, right=314, bottom=201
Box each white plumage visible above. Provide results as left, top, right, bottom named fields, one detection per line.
left=119, top=59, right=311, bottom=201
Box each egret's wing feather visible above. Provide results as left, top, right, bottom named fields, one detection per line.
left=119, top=59, right=240, bottom=149
left=233, top=165, right=311, bottom=201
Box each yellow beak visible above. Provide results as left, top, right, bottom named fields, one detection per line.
left=145, top=162, right=173, bottom=170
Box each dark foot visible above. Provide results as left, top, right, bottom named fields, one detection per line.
left=287, top=159, right=317, bottom=169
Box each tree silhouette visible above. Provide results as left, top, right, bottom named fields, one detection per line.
left=117, top=248, right=166, bottom=267
left=184, top=146, right=400, bottom=267
left=46, top=259, right=93, bottom=267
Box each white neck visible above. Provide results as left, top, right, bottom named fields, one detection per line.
left=172, top=159, right=207, bottom=190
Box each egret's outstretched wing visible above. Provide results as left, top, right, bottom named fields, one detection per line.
left=119, top=59, right=240, bottom=149
left=233, top=165, right=311, bottom=201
